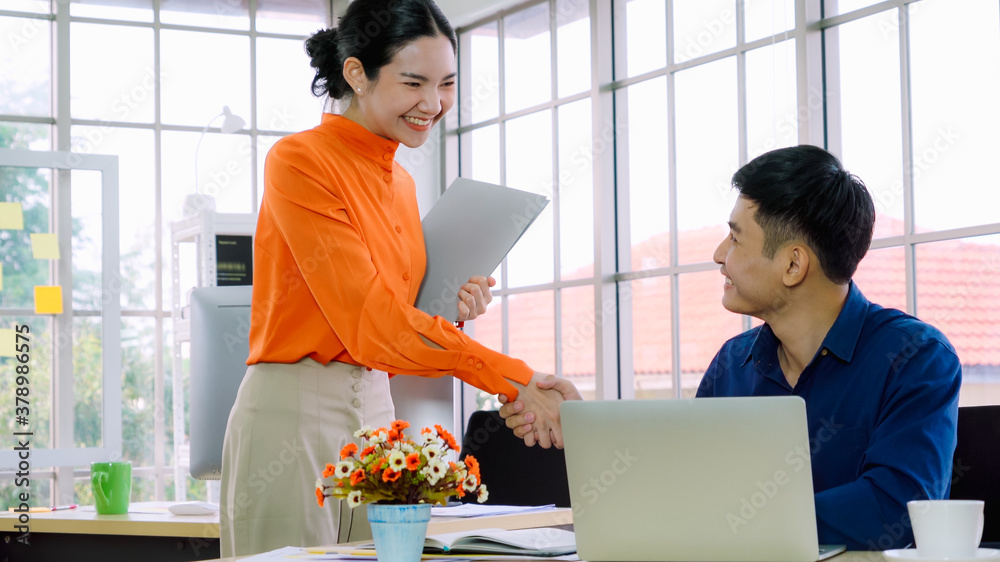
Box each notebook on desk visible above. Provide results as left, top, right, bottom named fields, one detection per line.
left=561, top=396, right=846, bottom=562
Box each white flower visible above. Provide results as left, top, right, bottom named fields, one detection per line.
left=335, top=460, right=353, bottom=478
left=476, top=484, right=489, bottom=503
left=348, top=490, right=364, bottom=508
left=369, top=433, right=385, bottom=445
left=422, top=445, right=443, bottom=462
left=354, top=426, right=372, bottom=439
left=315, top=478, right=324, bottom=489
left=400, top=442, right=415, bottom=454
left=423, top=459, right=447, bottom=485
left=463, top=474, right=478, bottom=492
left=387, top=451, right=407, bottom=471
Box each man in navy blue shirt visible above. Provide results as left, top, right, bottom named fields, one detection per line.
left=500, top=145, right=961, bottom=551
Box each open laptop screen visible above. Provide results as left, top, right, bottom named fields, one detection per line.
left=561, top=397, right=837, bottom=562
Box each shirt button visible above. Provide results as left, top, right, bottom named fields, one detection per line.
left=395, top=225, right=402, bottom=233
left=467, top=358, right=475, bottom=366
left=821, top=349, right=828, bottom=356
left=383, top=153, right=392, bottom=161
left=366, top=367, right=372, bottom=371
left=352, top=369, right=362, bottom=379
left=353, top=382, right=362, bottom=392
left=352, top=398, right=362, bottom=408
left=475, top=363, right=483, bottom=370
left=383, top=174, right=391, bottom=182
left=402, top=272, right=410, bottom=281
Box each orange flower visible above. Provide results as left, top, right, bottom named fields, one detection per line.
left=350, top=468, right=366, bottom=486
left=316, top=487, right=326, bottom=507
left=391, top=420, right=410, bottom=432
left=464, top=455, right=481, bottom=483
left=382, top=468, right=402, bottom=483
left=369, top=457, right=386, bottom=475
left=455, top=484, right=466, bottom=498
left=340, top=443, right=358, bottom=460
left=405, top=453, right=421, bottom=471
left=322, top=463, right=336, bottom=478
left=421, top=427, right=433, bottom=435
left=388, top=429, right=399, bottom=442
left=436, top=425, right=459, bottom=451
left=360, top=445, right=376, bottom=459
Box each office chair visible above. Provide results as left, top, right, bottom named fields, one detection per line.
left=949, top=404, right=1000, bottom=547
left=459, top=410, right=572, bottom=507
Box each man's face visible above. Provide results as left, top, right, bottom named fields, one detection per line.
left=712, top=196, right=788, bottom=318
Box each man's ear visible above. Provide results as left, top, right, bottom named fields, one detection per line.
left=343, top=57, right=367, bottom=92
left=781, top=244, right=809, bottom=288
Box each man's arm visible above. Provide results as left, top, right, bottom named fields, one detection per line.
left=814, top=340, right=961, bottom=550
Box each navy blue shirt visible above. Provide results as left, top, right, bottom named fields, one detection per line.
left=697, top=282, right=961, bottom=550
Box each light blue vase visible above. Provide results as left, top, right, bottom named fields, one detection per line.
left=367, top=503, right=432, bottom=562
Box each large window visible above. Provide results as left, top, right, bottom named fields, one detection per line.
left=452, top=0, right=1000, bottom=408
left=0, top=0, right=328, bottom=508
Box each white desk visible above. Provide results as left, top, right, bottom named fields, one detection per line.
left=0, top=503, right=572, bottom=562
left=0, top=501, right=220, bottom=561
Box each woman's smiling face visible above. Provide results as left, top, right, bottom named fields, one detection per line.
left=348, top=34, right=456, bottom=148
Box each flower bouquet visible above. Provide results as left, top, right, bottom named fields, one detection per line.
left=315, top=420, right=488, bottom=508
left=316, top=421, right=488, bottom=562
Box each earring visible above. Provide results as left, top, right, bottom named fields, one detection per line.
left=356, top=88, right=361, bottom=93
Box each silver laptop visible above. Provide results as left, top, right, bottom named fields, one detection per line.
left=561, top=397, right=846, bottom=561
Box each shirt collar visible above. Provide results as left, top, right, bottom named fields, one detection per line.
left=818, top=280, right=870, bottom=363
left=321, top=113, right=399, bottom=169
left=742, top=280, right=870, bottom=368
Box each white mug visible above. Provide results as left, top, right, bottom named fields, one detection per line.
left=907, top=499, right=984, bottom=559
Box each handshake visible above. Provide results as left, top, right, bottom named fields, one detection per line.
left=497, top=373, right=583, bottom=449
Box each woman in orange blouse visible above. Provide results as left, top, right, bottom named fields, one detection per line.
left=219, top=0, right=566, bottom=556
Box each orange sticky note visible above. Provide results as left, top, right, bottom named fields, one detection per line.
left=31, top=233, right=60, bottom=260
left=34, top=286, right=63, bottom=314
left=0, top=202, right=24, bottom=230
left=0, top=329, right=14, bottom=357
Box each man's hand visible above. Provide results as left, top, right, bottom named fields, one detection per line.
left=499, top=374, right=583, bottom=447
left=456, top=276, right=496, bottom=322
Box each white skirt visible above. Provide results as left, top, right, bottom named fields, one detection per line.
left=220, top=358, right=395, bottom=557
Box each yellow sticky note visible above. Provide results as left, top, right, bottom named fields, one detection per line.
left=0, top=202, right=24, bottom=230
left=0, top=329, right=14, bottom=357
left=31, top=233, right=60, bottom=260
left=34, top=285, right=63, bottom=314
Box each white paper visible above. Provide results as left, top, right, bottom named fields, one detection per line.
left=430, top=504, right=557, bottom=518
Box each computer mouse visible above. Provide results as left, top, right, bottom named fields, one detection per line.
left=168, top=501, right=219, bottom=516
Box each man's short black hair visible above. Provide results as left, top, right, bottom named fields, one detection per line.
left=732, top=145, right=875, bottom=284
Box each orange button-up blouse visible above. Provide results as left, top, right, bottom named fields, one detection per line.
left=247, top=114, right=533, bottom=399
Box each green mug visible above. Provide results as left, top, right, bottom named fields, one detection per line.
left=91, top=461, right=132, bottom=514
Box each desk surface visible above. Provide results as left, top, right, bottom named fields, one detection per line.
left=0, top=503, right=570, bottom=542
left=0, top=501, right=220, bottom=538
left=211, top=551, right=886, bottom=562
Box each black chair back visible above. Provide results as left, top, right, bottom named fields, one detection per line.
left=950, top=405, right=1000, bottom=546
left=459, top=410, right=572, bottom=507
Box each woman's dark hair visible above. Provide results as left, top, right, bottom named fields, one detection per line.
left=732, top=145, right=875, bottom=285
left=305, top=0, right=457, bottom=100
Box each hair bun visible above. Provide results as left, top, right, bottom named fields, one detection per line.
left=306, top=27, right=338, bottom=70
left=306, top=27, right=343, bottom=97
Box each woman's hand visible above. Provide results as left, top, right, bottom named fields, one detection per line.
left=456, top=275, right=496, bottom=322
left=499, top=375, right=583, bottom=445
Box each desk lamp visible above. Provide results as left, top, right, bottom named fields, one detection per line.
left=185, top=105, right=246, bottom=216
